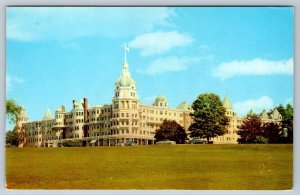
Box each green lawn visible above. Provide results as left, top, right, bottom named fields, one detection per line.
left=6, top=144, right=293, bottom=190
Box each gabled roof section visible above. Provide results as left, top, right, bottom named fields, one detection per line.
left=260, top=110, right=269, bottom=120
left=270, top=108, right=282, bottom=120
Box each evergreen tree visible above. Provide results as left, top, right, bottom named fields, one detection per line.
left=275, top=104, right=293, bottom=143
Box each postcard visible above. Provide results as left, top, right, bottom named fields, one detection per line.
left=5, top=7, right=293, bottom=190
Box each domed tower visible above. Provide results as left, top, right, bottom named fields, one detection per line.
left=113, top=62, right=138, bottom=102
left=153, top=95, right=168, bottom=108
left=111, top=43, right=139, bottom=141
left=16, top=107, right=28, bottom=147
left=176, top=101, right=191, bottom=111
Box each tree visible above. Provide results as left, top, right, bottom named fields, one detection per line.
left=188, top=93, right=229, bottom=143
left=6, top=99, right=22, bottom=124
left=237, top=111, right=264, bottom=144
left=284, top=104, right=294, bottom=143
left=6, top=130, right=19, bottom=147
left=155, top=120, right=187, bottom=144
left=262, top=122, right=284, bottom=143
left=6, top=99, right=22, bottom=146
left=272, top=104, right=293, bottom=143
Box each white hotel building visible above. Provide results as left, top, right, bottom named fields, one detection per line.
left=15, top=52, right=282, bottom=147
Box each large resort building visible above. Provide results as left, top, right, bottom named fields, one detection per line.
left=15, top=49, right=282, bottom=147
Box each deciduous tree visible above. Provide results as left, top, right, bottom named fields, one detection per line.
left=188, top=93, right=229, bottom=143
left=6, top=130, right=19, bottom=147
left=262, top=122, right=283, bottom=143
left=6, top=99, right=22, bottom=124
left=6, top=99, right=22, bottom=146
left=155, top=120, right=187, bottom=144
left=237, top=111, right=264, bottom=144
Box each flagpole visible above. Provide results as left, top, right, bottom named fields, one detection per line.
left=124, top=42, right=127, bottom=64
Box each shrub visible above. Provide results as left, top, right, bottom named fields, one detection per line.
left=62, top=140, right=81, bottom=147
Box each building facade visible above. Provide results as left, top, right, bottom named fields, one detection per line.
left=22, top=58, right=192, bottom=147
left=211, top=97, right=282, bottom=144
left=19, top=54, right=282, bottom=147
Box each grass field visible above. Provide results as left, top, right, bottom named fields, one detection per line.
left=6, top=144, right=293, bottom=190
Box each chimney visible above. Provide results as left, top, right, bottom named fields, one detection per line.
left=84, top=98, right=88, bottom=122
left=62, top=105, right=65, bottom=112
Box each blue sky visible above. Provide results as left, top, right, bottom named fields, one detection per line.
left=6, top=7, right=294, bottom=130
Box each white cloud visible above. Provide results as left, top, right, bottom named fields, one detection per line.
left=233, top=96, right=274, bottom=116
left=137, top=56, right=200, bottom=75
left=212, top=58, right=293, bottom=80
left=6, top=75, right=24, bottom=91
left=7, top=7, right=174, bottom=41
left=128, top=31, right=193, bottom=56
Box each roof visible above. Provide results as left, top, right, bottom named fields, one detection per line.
left=43, top=108, right=52, bottom=120
left=153, top=95, right=168, bottom=107
left=270, top=108, right=281, bottom=120
left=90, top=140, right=97, bottom=144
left=223, top=96, right=232, bottom=109
left=176, top=101, right=191, bottom=111
left=17, top=107, right=28, bottom=118
left=72, top=101, right=84, bottom=110
left=156, top=95, right=167, bottom=101
left=115, top=62, right=136, bottom=87
left=260, top=110, right=269, bottom=119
